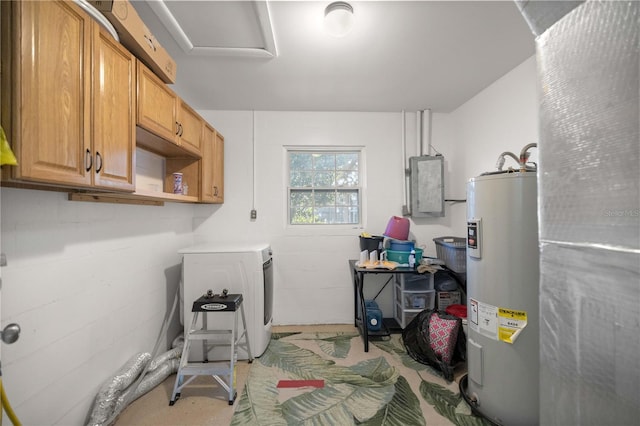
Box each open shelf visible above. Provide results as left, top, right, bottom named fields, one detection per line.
left=69, top=189, right=199, bottom=206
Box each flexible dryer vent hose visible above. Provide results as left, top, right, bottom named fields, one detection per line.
left=86, top=353, right=152, bottom=426
left=87, top=276, right=182, bottom=426
left=114, top=358, right=181, bottom=414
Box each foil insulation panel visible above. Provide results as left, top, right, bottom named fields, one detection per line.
left=535, top=1, right=640, bottom=424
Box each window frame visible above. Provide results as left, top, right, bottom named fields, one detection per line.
left=285, top=146, right=366, bottom=230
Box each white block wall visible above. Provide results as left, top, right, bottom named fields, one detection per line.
left=1, top=189, right=195, bottom=425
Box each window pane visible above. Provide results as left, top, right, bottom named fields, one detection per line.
left=314, top=171, right=335, bottom=187
left=336, top=190, right=358, bottom=206
left=335, top=171, right=358, bottom=187
left=336, top=207, right=358, bottom=224
left=314, top=190, right=335, bottom=206
left=315, top=206, right=335, bottom=223
left=313, top=153, right=335, bottom=170
left=290, top=153, right=313, bottom=170
left=336, top=153, right=358, bottom=171
left=290, top=206, right=315, bottom=224
left=290, top=190, right=313, bottom=207
left=290, top=171, right=313, bottom=187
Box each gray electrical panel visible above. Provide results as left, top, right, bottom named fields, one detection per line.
left=409, top=155, right=444, bottom=217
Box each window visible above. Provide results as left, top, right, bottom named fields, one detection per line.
left=288, top=149, right=361, bottom=225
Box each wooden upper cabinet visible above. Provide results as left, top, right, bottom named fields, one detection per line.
left=200, top=125, right=215, bottom=202
left=3, top=0, right=92, bottom=186
left=136, top=61, right=177, bottom=143
left=212, top=130, right=225, bottom=203
left=1, top=0, right=134, bottom=191
left=137, top=61, right=202, bottom=157
left=177, top=100, right=203, bottom=156
left=1, top=1, right=221, bottom=204
left=199, top=125, right=223, bottom=204
left=92, top=26, right=135, bottom=191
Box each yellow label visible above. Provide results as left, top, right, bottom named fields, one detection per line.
left=498, top=308, right=527, bottom=321
left=498, top=307, right=527, bottom=344
left=499, top=328, right=517, bottom=341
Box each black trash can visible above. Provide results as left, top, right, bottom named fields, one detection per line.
left=359, top=235, right=384, bottom=256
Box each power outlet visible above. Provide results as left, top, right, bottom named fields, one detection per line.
left=250, top=209, right=257, bottom=219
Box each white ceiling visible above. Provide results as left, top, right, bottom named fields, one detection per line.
left=131, top=0, right=535, bottom=113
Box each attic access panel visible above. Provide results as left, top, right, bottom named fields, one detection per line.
left=409, top=156, right=444, bottom=217
left=144, top=0, right=277, bottom=58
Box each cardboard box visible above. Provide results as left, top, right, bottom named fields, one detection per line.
left=89, top=0, right=177, bottom=84
left=437, top=291, right=461, bottom=311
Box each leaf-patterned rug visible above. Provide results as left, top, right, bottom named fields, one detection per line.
left=230, top=331, right=491, bottom=425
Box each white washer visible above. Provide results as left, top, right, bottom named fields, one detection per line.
left=179, top=242, right=273, bottom=360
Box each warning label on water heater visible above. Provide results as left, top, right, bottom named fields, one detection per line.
left=469, top=298, right=498, bottom=340
left=469, top=300, right=528, bottom=343
left=497, top=308, right=528, bottom=344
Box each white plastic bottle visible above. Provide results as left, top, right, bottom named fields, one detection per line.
left=409, top=249, right=416, bottom=268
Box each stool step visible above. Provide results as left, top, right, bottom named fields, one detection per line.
left=180, top=362, right=232, bottom=376
left=188, top=329, right=232, bottom=340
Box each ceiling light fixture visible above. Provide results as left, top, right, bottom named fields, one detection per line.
left=324, top=1, right=354, bottom=38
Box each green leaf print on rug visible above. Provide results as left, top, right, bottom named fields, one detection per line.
left=231, top=332, right=487, bottom=426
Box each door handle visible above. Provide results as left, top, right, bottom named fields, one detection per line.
left=96, top=151, right=103, bottom=173
left=1, top=323, right=20, bottom=344
left=85, top=148, right=92, bottom=171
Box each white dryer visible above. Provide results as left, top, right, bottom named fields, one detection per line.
left=179, top=243, right=273, bottom=360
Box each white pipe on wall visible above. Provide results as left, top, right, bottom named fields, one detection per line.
left=252, top=110, right=256, bottom=210
left=416, top=111, right=422, bottom=157
left=422, top=109, right=432, bottom=156
left=401, top=110, right=407, bottom=208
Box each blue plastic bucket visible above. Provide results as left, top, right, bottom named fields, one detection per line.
left=389, top=239, right=415, bottom=251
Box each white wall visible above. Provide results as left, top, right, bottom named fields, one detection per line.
left=193, top=111, right=416, bottom=324
left=443, top=55, right=539, bottom=241
left=0, top=54, right=538, bottom=425
left=451, top=55, right=540, bottom=180
left=1, top=189, right=195, bottom=425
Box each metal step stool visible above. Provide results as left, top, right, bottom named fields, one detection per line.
left=170, top=290, right=253, bottom=406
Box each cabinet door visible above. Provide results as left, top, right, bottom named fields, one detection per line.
left=136, top=61, right=177, bottom=143
left=10, top=0, right=92, bottom=186
left=92, top=27, right=135, bottom=191
left=177, top=100, right=203, bottom=156
left=200, top=125, right=216, bottom=202
left=212, top=130, right=225, bottom=203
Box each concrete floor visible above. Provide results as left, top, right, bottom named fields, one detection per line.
left=114, top=324, right=357, bottom=425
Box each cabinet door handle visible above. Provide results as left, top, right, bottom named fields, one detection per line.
left=178, top=123, right=183, bottom=137
left=85, top=148, right=92, bottom=172
left=95, top=151, right=103, bottom=173
left=175, top=121, right=180, bottom=136
left=213, top=186, right=218, bottom=196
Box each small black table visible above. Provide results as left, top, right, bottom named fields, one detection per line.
left=349, top=259, right=427, bottom=352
